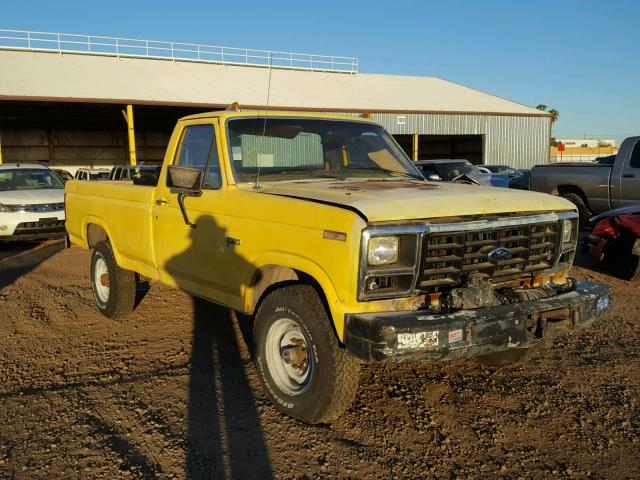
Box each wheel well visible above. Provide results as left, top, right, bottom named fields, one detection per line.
left=87, top=223, right=108, bottom=248
left=250, top=266, right=341, bottom=343
left=556, top=185, right=590, bottom=209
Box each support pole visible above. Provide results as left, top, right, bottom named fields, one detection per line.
left=412, top=134, right=419, bottom=161
left=126, top=104, right=137, bottom=166
left=0, top=130, right=3, bottom=165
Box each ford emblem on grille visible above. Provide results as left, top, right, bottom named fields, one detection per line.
left=488, top=247, right=512, bottom=261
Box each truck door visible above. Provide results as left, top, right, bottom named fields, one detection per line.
left=619, top=139, right=640, bottom=206
left=152, top=121, right=230, bottom=305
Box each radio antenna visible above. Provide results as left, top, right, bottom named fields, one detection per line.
left=254, top=53, right=274, bottom=190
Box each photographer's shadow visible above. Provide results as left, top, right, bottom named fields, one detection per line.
left=165, top=215, right=273, bottom=479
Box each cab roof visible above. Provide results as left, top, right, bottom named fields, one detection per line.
left=179, top=109, right=374, bottom=123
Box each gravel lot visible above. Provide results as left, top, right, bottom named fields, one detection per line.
left=0, top=240, right=638, bottom=479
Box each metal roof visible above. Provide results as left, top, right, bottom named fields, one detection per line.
left=0, top=49, right=548, bottom=117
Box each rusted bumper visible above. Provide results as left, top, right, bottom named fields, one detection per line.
left=344, top=282, right=611, bottom=363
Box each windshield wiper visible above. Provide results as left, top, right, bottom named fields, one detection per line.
left=346, top=167, right=423, bottom=180
left=310, top=170, right=347, bottom=181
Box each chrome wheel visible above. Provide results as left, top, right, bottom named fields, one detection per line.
left=265, top=317, right=313, bottom=396
left=94, top=254, right=110, bottom=303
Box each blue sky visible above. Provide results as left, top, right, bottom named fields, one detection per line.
left=2, top=0, right=638, bottom=144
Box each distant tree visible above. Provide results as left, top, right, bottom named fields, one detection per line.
left=536, top=104, right=560, bottom=124
left=550, top=137, right=559, bottom=147
left=597, top=140, right=612, bottom=147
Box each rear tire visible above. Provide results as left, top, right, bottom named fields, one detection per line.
left=560, top=193, right=591, bottom=230
left=90, top=241, right=136, bottom=318
left=254, top=285, right=360, bottom=424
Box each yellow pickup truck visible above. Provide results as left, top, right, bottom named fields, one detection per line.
left=65, top=110, right=611, bottom=423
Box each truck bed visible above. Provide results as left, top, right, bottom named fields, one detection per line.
left=530, top=163, right=613, bottom=214
left=537, top=162, right=614, bottom=168
left=65, top=180, right=156, bottom=271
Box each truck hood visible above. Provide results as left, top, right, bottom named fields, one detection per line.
left=253, top=179, right=574, bottom=222
left=0, top=189, right=64, bottom=205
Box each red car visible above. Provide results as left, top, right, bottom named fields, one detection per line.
left=583, top=206, right=640, bottom=281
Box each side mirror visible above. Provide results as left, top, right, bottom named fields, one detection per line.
left=168, top=165, right=202, bottom=193
left=426, top=173, right=442, bottom=181
left=167, top=166, right=203, bottom=228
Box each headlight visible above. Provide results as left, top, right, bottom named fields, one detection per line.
left=562, top=218, right=575, bottom=244
left=0, top=203, right=11, bottom=213
left=367, top=236, right=399, bottom=265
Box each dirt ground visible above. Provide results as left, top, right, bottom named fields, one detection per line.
left=0, top=240, right=638, bottom=480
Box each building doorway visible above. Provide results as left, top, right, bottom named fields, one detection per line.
left=394, top=134, right=484, bottom=165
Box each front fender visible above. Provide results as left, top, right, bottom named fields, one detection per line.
left=246, top=252, right=348, bottom=341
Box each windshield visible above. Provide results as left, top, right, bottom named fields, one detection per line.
left=435, top=162, right=482, bottom=181
left=90, top=172, right=110, bottom=180
left=227, top=118, right=423, bottom=183
left=54, top=170, right=73, bottom=182
left=0, top=168, right=64, bottom=192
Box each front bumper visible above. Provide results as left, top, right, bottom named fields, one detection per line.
left=345, top=282, right=611, bottom=362
left=0, top=211, right=66, bottom=242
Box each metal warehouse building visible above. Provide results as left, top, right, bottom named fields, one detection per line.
left=0, top=30, right=551, bottom=173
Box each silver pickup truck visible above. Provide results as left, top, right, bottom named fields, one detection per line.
left=530, top=136, right=640, bottom=225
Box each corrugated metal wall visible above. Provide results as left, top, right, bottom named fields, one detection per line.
left=237, top=132, right=323, bottom=167
left=370, top=113, right=550, bottom=169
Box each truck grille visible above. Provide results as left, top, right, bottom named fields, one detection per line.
left=4, top=203, right=64, bottom=213
left=419, top=222, right=561, bottom=291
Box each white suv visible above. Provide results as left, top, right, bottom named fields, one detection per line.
left=0, top=164, right=66, bottom=242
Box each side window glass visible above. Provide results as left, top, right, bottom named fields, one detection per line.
left=173, top=124, right=222, bottom=189
left=630, top=142, right=640, bottom=169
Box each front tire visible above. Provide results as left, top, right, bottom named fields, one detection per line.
left=90, top=241, right=136, bottom=318
left=254, top=285, right=360, bottom=424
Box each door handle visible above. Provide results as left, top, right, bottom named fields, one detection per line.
left=155, top=199, right=170, bottom=206
left=622, top=173, right=635, bottom=178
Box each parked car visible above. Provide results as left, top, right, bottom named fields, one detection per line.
left=65, top=110, right=610, bottom=424
left=476, top=166, right=492, bottom=173
left=74, top=168, right=111, bottom=181
left=0, top=164, right=66, bottom=242
left=530, top=136, right=639, bottom=226
left=52, top=168, right=73, bottom=183
left=415, top=159, right=510, bottom=187
left=509, top=169, right=531, bottom=190
left=582, top=206, right=640, bottom=281
left=482, top=165, right=531, bottom=190
left=109, top=164, right=161, bottom=183
left=483, top=165, right=522, bottom=178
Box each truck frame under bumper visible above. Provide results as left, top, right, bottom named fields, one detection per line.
left=344, top=282, right=611, bottom=363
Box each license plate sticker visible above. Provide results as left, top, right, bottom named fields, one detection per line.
left=448, top=329, right=464, bottom=344
left=597, top=295, right=610, bottom=314
left=397, top=331, right=438, bottom=350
